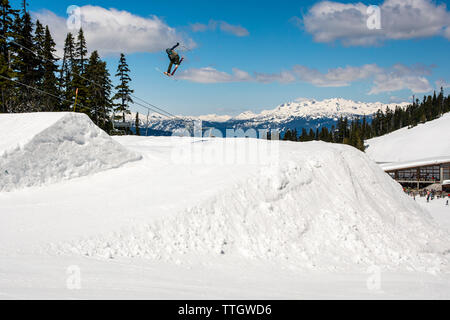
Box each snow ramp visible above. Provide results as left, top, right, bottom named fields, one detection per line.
left=0, top=112, right=141, bottom=192
left=61, top=140, right=450, bottom=272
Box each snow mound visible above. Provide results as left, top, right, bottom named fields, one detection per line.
left=0, top=112, right=141, bottom=192
left=366, top=113, right=450, bottom=163
left=60, top=141, right=449, bottom=272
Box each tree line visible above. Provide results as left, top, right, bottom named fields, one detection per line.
left=0, top=1, right=134, bottom=132
left=282, top=89, right=450, bottom=151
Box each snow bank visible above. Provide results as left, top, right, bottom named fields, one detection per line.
left=60, top=141, right=450, bottom=272
left=0, top=112, right=141, bottom=192
left=366, top=113, right=450, bottom=163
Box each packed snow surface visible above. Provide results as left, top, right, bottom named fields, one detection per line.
left=0, top=112, right=141, bottom=192
left=44, top=138, right=448, bottom=272
left=366, top=113, right=450, bottom=163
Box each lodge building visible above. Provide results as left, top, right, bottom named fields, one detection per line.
left=380, top=157, right=450, bottom=191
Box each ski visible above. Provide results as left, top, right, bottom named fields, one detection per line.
left=171, top=57, right=184, bottom=76
left=156, top=67, right=177, bottom=81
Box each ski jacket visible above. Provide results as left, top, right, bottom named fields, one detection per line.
left=166, top=43, right=180, bottom=62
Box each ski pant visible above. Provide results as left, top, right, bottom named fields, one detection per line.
left=167, top=61, right=174, bottom=73
left=168, top=56, right=181, bottom=73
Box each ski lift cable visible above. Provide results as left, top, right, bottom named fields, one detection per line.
left=0, top=33, right=182, bottom=121
left=130, top=94, right=178, bottom=119
left=129, top=95, right=195, bottom=126
left=130, top=100, right=175, bottom=119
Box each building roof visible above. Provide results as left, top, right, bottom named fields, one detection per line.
left=380, top=156, right=450, bottom=172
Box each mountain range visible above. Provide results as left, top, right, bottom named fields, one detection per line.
left=126, top=98, right=410, bottom=136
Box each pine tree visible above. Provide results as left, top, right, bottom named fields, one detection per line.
left=135, top=112, right=141, bottom=136
left=292, top=128, right=298, bottom=141
left=40, top=26, right=59, bottom=111
left=336, top=116, right=345, bottom=143
left=85, top=51, right=112, bottom=129
left=437, top=87, right=444, bottom=117
left=69, top=32, right=89, bottom=114
left=70, top=63, right=87, bottom=112
left=308, top=128, right=315, bottom=141
left=12, top=12, right=35, bottom=84
left=11, top=11, right=39, bottom=111
left=33, top=20, right=44, bottom=85
left=75, top=28, right=87, bottom=73
left=60, top=32, right=76, bottom=110
left=0, top=0, right=19, bottom=112
left=361, top=116, right=367, bottom=140
left=299, top=128, right=308, bottom=142
left=330, top=125, right=336, bottom=142
left=0, top=0, right=18, bottom=59
left=283, top=129, right=292, bottom=141
left=112, top=53, right=134, bottom=122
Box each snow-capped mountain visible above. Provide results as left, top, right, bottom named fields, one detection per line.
left=126, top=98, right=410, bottom=135
left=253, top=98, right=409, bottom=120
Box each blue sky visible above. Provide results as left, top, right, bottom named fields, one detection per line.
left=21, top=0, right=450, bottom=116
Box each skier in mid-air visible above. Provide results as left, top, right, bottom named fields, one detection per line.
left=165, top=42, right=184, bottom=77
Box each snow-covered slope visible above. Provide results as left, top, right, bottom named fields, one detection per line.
left=0, top=112, right=141, bottom=192
left=366, top=113, right=450, bottom=163
left=50, top=138, right=449, bottom=272
left=127, top=98, right=410, bottom=134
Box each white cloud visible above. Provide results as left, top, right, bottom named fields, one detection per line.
left=301, top=0, right=450, bottom=46
left=370, top=75, right=432, bottom=94
left=445, top=27, right=450, bottom=40
left=178, top=67, right=293, bottom=84
left=177, top=67, right=238, bottom=83
left=190, top=20, right=249, bottom=37
left=178, top=63, right=434, bottom=94
left=32, top=5, right=194, bottom=56
left=177, top=67, right=257, bottom=83
left=254, top=71, right=296, bottom=84
left=219, top=21, right=250, bottom=37
left=293, top=63, right=433, bottom=94
left=369, top=64, right=433, bottom=94
left=292, top=64, right=383, bottom=87
left=190, top=22, right=212, bottom=33
left=232, top=68, right=253, bottom=81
